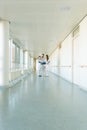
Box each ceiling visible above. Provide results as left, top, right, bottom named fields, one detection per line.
left=0, top=0, right=87, bottom=57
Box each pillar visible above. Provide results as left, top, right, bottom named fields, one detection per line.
left=0, top=20, right=9, bottom=87
left=25, top=51, right=29, bottom=69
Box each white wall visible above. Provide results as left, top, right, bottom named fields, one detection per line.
left=78, top=16, right=87, bottom=90
left=50, top=48, right=59, bottom=75
left=50, top=34, right=72, bottom=82
left=60, top=34, right=72, bottom=82
left=72, top=31, right=80, bottom=85
left=50, top=16, right=87, bottom=91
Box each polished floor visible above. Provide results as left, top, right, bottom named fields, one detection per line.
left=0, top=73, right=87, bottom=130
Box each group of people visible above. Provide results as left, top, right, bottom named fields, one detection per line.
left=38, top=54, right=50, bottom=77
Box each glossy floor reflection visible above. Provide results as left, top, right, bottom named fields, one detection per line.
left=0, top=73, right=87, bottom=130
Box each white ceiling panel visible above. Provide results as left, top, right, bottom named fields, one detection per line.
left=0, top=0, right=87, bottom=57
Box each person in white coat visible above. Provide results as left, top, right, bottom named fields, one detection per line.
left=45, top=54, right=50, bottom=76
left=38, top=56, right=42, bottom=76
left=38, top=54, right=46, bottom=77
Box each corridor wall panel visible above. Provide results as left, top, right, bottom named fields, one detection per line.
left=60, top=34, right=72, bottom=82
left=78, top=16, right=87, bottom=89
left=49, top=15, right=87, bottom=91
left=72, top=29, right=80, bottom=85
left=50, top=48, right=59, bottom=75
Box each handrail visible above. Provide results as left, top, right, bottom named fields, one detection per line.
left=51, top=65, right=72, bottom=67
left=51, top=65, right=87, bottom=68
left=80, top=65, right=87, bottom=68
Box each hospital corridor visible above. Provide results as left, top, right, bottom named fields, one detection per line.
left=0, top=0, right=87, bottom=130
left=0, top=73, right=87, bottom=130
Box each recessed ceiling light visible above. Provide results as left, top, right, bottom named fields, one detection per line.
left=60, top=6, right=71, bottom=11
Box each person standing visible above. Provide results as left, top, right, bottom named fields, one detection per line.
left=38, top=54, right=46, bottom=77
left=41, top=54, right=46, bottom=76
left=45, top=54, right=50, bottom=76
left=38, top=56, right=42, bottom=77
